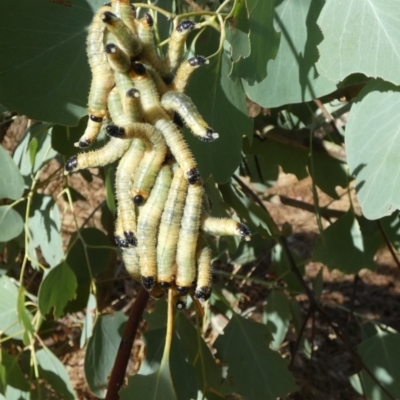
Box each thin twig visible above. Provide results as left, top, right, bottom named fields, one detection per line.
left=105, top=288, right=149, bottom=400
left=289, top=307, right=312, bottom=368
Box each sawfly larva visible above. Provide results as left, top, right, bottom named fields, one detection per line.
left=194, top=237, right=213, bottom=301
left=104, top=43, right=131, bottom=72
left=171, top=56, right=209, bottom=93
left=77, top=4, right=114, bottom=148
left=115, top=139, right=146, bottom=247
left=157, top=166, right=188, bottom=286
left=114, top=211, right=129, bottom=248
left=161, top=91, right=219, bottom=142
left=201, top=216, right=251, bottom=241
left=137, top=164, right=172, bottom=291
left=175, top=182, right=203, bottom=292
left=111, top=0, right=137, bottom=34
left=122, top=246, right=141, bottom=282
left=174, top=294, right=188, bottom=311
left=129, top=63, right=201, bottom=185
left=102, top=11, right=142, bottom=57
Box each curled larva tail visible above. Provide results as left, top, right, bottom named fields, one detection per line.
left=175, top=182, right=203, bottom=292
left=201, top=216, right=251, bottom=241
left=194, top=237, right=213, bottom=302
left=161, top=91, right=218, bottom=142
left=137, top=164, right=172, bottom=291
left=172, top=56, right=209, bottom=93
left=157, top=166, right=188, bottom=285
left=102, top=11, right=142, bottom=57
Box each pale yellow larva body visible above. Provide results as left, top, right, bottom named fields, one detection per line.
left=171, top=56, right=209, bottom=93
left=137, top=164, right=172, bottom=291
left=175, top=182, right=203, bottom=291
left=122, top=246, right=141, bottom=282
left=156, top=166, right=188, bottom=285
left=77, top=4, right=114, bottom=148
left=105, top=43, right=131, bottom=72
left=200, top=216, right=251, bottom=241
left=161, top=91, right=218, bottom=142
left=129, top=64, right=200, bottom=185
left=111, top=0, right=137, bottom=34
left=194, top=237, right=213, bottom=301
left=102, top=11, right=142, bottom=58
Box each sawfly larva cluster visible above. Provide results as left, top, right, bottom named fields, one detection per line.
left=64, top=0, right=251, bottom=308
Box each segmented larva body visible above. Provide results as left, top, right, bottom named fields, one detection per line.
left=113, top=70, right=137, bottom=114
left=171, top=56, right=209, bottom=93
left=122, top=246, right=141, bottom=282
left=79, top=4, right=114, bottom=148
left=161, top=91, right=219, bottom=142
left=163, top=19, right=197, bottom=75
left=137, top=164, right=172, bottom=291
left=111, top=0, right=137, bottom=34
left=104, top=43, right=131, bottom=72
left=129, top=63, right=200, bottom=185
left=157, top=166, right=188, bottom=286
left=194, top=237, right=213, bottom=301
left=115, top=139, right=146, bottom=247
left=200, top=216, right=251, bottom=241
left=175, top=182, right=203, bottom=292
left=102, top=11, right=142, bottom=58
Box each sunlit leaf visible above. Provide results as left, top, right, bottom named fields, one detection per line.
left=0, top=206, right=23, bottom=243
left=80, top=293, right=97, bottom=348
left=17, top=287, right=34, bottom=346
left=0, top=145, right=24, bottom=200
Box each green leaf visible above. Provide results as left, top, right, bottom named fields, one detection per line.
left=263, top=290, right=291, bottom=350
left=0, top=145, right=24, bottom=200
left=17, top=287, right=34, bottom=346
left=317, top=0, right=400, bottom=85
left=231, top=0, right=280, bottom=83
left=85, top=312, right=127, bottom=398
left=214, top=313, right=298, bottom=399
left=36, top=347, right=77, bottom=400
left=0, top=351, right=30, bottom=400
left=352, top=331, right=400, bottom=399
left=28, top=194, right=63, bottom=267
left=0, top=206, right=23, bottom=242
left=313, top=210, right=379, bottom=274
left=186, top=29, right=253, bottom=183
left=80, top=293, right=97, bottom=348
left=243, top=0, right=336, bottom=107
left=0, top=0, right=105, bottom=125
left=28, top=137, right=39, bottom=167
left=0, top=275, right=28, bottom=339
left=38, top=262, right=77, bottom=319
left=104, top=164, right=116, bottom=213
left=346, top=80, right=400, bottom=220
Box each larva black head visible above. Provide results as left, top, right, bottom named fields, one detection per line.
left=159, top=281, right=171, bottom=289
left=106, top=124, right=125, bottom=138
left=141, top=276, right=155, bottom=291
left=194, top=287, right=212, bottom=302
left=132, top=63, right=146, bottom=75
left=114, top=235, right=129, bottom=248
left=78, top=138, right=92, bottom=148
left=90, top=114, right=103, bottom=123
left=176, top=299, right=187, bottom=311
left=133, top=194, right=144, bottom=205
left=124, top=231, right=137, bottom=247
left=64, top=155, right=77, bottom=172
left=202, top=128, right=219, bottom=142
left=126, top=88, right=140, bottom=98
left=176, top=285, right=189, bottom=296
left=144, top=12, right=154, bottom=27
left=102, top=11, right=116, bottom=23
left=188, top=56, right=207, bottom=67
left=187, top=168, right=201, bottom=185
left=237, top=222, right=251, bottom=238
left=173, top=112, right=184, bottom=128
left=176, top=20, right=195, bottom=33
left=104, top=43, right=117, bottom=54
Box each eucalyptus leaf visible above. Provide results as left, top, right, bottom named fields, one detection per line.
left=0, top=145, right=24, bottom=200
left=0, top=206, right=23, bottom=243
left=0, top=351, right=30, bottom=400
left=80, top=293, right=97, bottom=349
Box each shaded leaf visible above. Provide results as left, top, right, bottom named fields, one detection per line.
left=80, top=293, right=97, bottom=348
left=313, top=210, right=379, bottom=273
left=214, top=313, right=298, bottom=399
left=38, top=262, right=77, bottom=319
left=317, top=0, right=400, bottom=85
left=0, top=276, right=30, bottom=340
left=85, top=312, right=127, bottom=398
left=346, top=80, right=400, bottom=219
left=0, top=145, right=24, bottom=200
left=0, top=351, right=30, bottom=400
left=0, top=206, right=23, bottom=242
left=243, top=0, right=336, bottom=107
left=28, top=194, right=63, bottom=268
left=0, top=0, right=105, bottom=125
left=36, top=347, right=77, bottom=400
left=352, top=331, right=400, bottom=400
